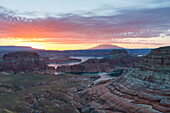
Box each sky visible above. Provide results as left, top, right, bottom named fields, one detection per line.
left=0, top=0, right=170, bottom=50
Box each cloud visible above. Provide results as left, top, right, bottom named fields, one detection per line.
left=0, top=4, right=170, bottom=45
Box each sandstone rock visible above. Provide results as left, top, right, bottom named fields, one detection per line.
left=0, top=52, right=51, bottom=72
left=108, top=49, right=130, bottom=58
left=57, top=50, right=143, bottom=73
left=69, top=87, right=78, bottom=93
left=77, top=46, right=170, bottom=113
left=140, top=46, right=170, bottom=73
left=17, top=86, right=25, bottom=90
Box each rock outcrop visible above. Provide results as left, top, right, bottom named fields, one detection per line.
left=76, top=46, right=170, bottom=113
left=0, top=52, right=51, bottom=72
left=109, top=49, right=130, bottom=57
left=140, top=46, right=170, bottom=73
left=57, top=49, right=143, bottom=73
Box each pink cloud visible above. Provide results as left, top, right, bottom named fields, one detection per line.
left=0, top=6, right=170, bottom=44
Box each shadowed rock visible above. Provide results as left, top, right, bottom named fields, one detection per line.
left=0, top=52, right=50, bottom=72
left=140, top=46, right=170, bottom=73
left=57, top=49, right=143, bottom=73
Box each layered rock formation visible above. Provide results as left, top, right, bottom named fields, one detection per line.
left=140, top=46, right=170, bottom=73
left=75, top=46, right=170, bottom=113
left=109, top=49, right=130, bottom=57
left=57, top=49, right=143, bottom=73
left=0, top=52, right=51, bottom=72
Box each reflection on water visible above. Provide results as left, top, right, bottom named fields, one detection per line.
left=55, top=69, right=124, bottom=84
left=81, top=69, right=124, bottom=84
left=48, top=56, right=103, bottom=69
left=94, top=74, right=113, bottom=84
left=48, top=56, right=123, bottom=84
left=70, top=56, right=103, bottom=62
left=48, top=62, right=80, bottom=69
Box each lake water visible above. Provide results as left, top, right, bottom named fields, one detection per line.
left=48, top=56, right=103, bottom=69
left=48, top=56, right=123, bottom=84
left=55, top=69, right=124, bottom=84
left=80, top=69, right=124, bottom=84
left=81, top=72, right=113, bottom=84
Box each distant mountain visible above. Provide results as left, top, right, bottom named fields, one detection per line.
left=88, top=44, right=124, bottom=50
left=0, top=46, right=37, bottom=51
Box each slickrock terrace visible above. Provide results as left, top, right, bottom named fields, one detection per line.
left=78, top=68, right=170, bottom=113
left=140, top=46, right=170, bottom=73
left=77, top=46, right=170, bottom=113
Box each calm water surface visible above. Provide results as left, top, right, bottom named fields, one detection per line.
left=48, top=56, right=103, bottom=69
left=81, top=70, right=124, bottom=84
left=48, top=56, right=123, bottom=84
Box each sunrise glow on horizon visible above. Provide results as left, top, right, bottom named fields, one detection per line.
left=0, top=0, right=170, bottom=50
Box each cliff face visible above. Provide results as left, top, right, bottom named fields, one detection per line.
left=57, top=49, right=143, bottom=73
left=77, top=46, right=170, bottom=113
left=140, top=46, right=170, bottom=72
left=0, top=52, right=49, bottom=72
left=110, top=49, right=130, bottom=57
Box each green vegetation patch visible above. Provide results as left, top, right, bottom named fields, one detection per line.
left=0, top=73, right=85, bottom=112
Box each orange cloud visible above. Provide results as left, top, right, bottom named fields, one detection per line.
left=0, top=6, right=170, bottom=50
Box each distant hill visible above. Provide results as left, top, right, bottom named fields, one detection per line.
left=88, top=44, right=124, bottom=50
left=0, top=46, right=37, bottom=51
